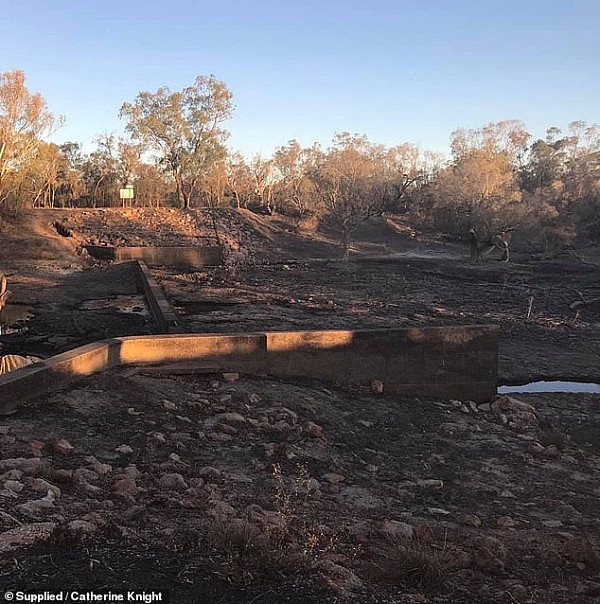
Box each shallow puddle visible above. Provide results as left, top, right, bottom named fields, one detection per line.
left=499, top=381, right=600, bottom=394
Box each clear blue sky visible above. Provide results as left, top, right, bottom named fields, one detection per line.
left=2, top=0, right=599, bottom=157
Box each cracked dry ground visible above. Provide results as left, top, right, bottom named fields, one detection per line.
left=1, top=371, right=599, bottom=603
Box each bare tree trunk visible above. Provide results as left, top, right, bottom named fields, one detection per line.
left=341, top=229, right=351, bottom=261
left=210, top=204, right=221, bottom=245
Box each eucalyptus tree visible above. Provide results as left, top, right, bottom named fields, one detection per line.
left=312, top=133, right=386, bottom=259
left=225, top=152, right=254, bottom=210
left=272, top=140, right=320, bottom=216
left=433, top=120, right=531, bottom=235
left=120, top=76, right=233, bottom=209
left=0, top=70, right=62, bottom=208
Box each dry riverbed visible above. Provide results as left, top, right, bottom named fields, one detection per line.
left=0, top=370, right=599, bottom=602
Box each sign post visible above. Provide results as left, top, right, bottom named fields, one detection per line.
left=119, top=184, right=135, bottom=207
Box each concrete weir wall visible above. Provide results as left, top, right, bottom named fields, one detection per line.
left=0, top=325, right=498, bottom=414
left=85, top=245, right=223, bottom=267
left=135, top=261, right=185, bottom=334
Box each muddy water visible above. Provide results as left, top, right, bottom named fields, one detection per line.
left=499, top=381, right=600, bottom=394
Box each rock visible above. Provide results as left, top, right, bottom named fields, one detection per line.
left=218, top=394, right=232, bottom=404
left=459, top=513, right=482, bottom=527
left=528, top=442, right=545, bottom=455
left=542, top=519, right=563, bottom=528
left=159, top=473, right=188, bottom=491
left=491, top=395, right=535, bottom=413
left=85, top=457, right=112, bottom=476
left=218, top=412, right=246, bottom=424
left=0, top=458, right=47, bottom=475
left=276, top=407, right=298, bottom=422
left=3, top=480, right=24, bottom=493
left=29, top=440, right=45, bottom=457
left=500, top=489, right=517, bottom=498
left=544, top=445, right=560, bottom=458
left=371, top=380, right=384, bottom=393
left=210, top=432, right=232, bottom=442
left=217, top=423, right=238, bottom=435
left=116, top=445, right=134, bottom=455
left=150, top=432, right=167, bottom=444
left=210, top=500, right=236, bottom=520
left=306, top=478, right=321, bottom=493
left=427, top=507, right=451, bottom=515
left=263, top=443, right=277, bottom=458
left=321, top=473, right=345, bottom=485
left=67, top=520, right=97, bottom=537
left=338, top=486, right=383, bottom=510
left=317, top=560, right=363, bottom=598
left=82, top=512, right=105, bottom=527
left=508, top=410, right=539, bottom=432
left=113, top=478, right=138, bottom=497
left=29, top=478, right=61, bottom=499
left=168, top=453, right=181, bottom=462
left=198, top=466, right=221, bottom=480
left=49, top=438, right=74, bottom=455
left=16, top=492, right=56, bottom=519
left=248, top=393, right=261, bottom=404
left=478, top=403, right=491, bottom=412
left=302, top=421, right=324, bottom=439
left=74, top=468, right=100, bottom=484
left=83, top=483, right=102, bottom=496
left=467, top=401, right=479, bottom=413
left=357, top=420, right=374, bottom=428
left=378, top=520, right=414, bottom=540
left=222, top=372, right=239, bottom=382
left=162, top=400, right=177, bottom=410
left=0, top=469, right=23, bottom=481
left=0, top=522, right=57, bottom=553
left=51, top=469, right=74, bottom=482
left=497, top=516, right=517, bottom=529
left=123, top=465, right=141, bottom=479
left=418, top=479, right=444, bottom=490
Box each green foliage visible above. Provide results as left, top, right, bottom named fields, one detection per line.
left=120, top=75, right=233, bottom=209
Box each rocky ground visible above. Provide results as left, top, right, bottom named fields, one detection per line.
left=0, top=208, right=599, bottom=602
left=1, top=371, right=599, bottom=602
